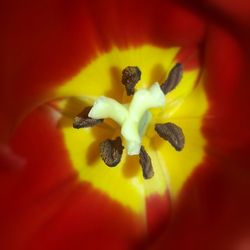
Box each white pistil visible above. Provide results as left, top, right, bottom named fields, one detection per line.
left=88, top=82, right=165, bottom=155
left=88, top=96, right=127, bottom=125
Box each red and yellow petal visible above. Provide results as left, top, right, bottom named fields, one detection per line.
left=148, top=11, right=250, bottom=250
left=0, top=106, right=146, bottom=250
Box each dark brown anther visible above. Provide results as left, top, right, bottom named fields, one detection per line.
left=155, top=122, right=185, bottom=151
left=100, top=137, right=124, bottom=167
left=161, top=63, right=183, bottom=95
left=73, top=106, right=103, bottom=129
left=122, top=66, right=141, bottom=96
left=139, top=146, right=154, bottom=179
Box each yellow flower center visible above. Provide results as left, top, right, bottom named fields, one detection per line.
left=54, top=45, right=208, bottom=215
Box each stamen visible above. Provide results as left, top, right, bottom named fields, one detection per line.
left=161, top=63, right=183, bottom=94
left=155, top=122, right=185, bottom=151
left=139, top=146, right=154, bottom=179
left=73, top=106, right=103, bottom=128
left=100, top=137, right=124, bottom=167
left=122, top=66, right=141, bottom=96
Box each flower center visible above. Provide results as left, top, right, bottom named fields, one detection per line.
left=73, top=64, right=184, bottom=179
left=56, top=45, right=208, bottom=213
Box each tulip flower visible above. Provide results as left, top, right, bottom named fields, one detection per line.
left=1, top=0, right=250, bottom=250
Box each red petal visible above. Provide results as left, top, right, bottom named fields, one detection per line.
left=149, top=16, right=250, bottom=250
left=0, top=106, right=144, bottom=250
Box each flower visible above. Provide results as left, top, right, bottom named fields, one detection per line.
left=1, top=0, right=250, bottom=250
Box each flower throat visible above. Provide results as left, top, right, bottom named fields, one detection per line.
left=73, top=64, right=185, bottom=179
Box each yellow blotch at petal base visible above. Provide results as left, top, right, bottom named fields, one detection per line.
left=57, top=45, right=208, bottom=214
